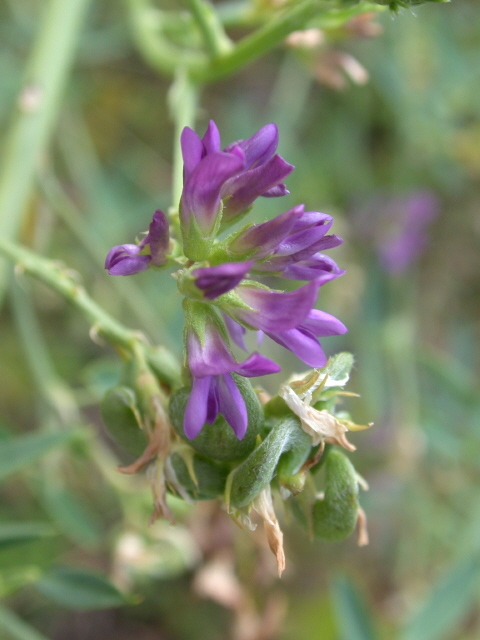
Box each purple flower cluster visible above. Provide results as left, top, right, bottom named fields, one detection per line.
left=105, top=121, right=347, bottom=440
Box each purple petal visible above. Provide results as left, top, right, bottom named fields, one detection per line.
left=234, top=281, right=320, bottom=332
left=301, top=309, right=348, bottom=336
left=223, top=314, right=248, bottom=351
left=184, top=376, right=212, bottom=439
left=261, top=184, right=290, bottom=197
left=234, top=352, right=281, bottom=377
left=187, top=324, right=239, bottom=377
left=205, top=377, right=220, bottom=424
left=181, top=127, right=204, bottom=181
left=105, top=244, right=151, bottom=276
left=193, top=261, right=252, bottom=299
left=229, top=207, right=300, bottom=259
left=267, top=327, right=327, bottom=368
left=237, top=123, right=279, bottom=168
left=217, top=374, right=248, bottom=439
left=291, top=234, right=344, bottom=261
left=181, top=151, right=245, bottom=235
left=146, top=210, right=169, bottom=266
left=221, top=155, right=295, bottom=222
left=201, top=120, right=221, bottom=155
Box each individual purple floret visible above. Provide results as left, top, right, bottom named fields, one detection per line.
left=227, top=204, right=344, bottom=281
left=105, top=244, right=151, bottom=276
left=193, top=261, right=253, bottom=300
left=105, top=210, right=169, bottom=276
left=223, top=280, right=322, bottom=332
left=184, top=318, right=280, bottom=439
left=180, top=121, right=294, bottom=247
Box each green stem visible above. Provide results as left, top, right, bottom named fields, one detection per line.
left=125, top=0, right=206, bottom=77
left=0, top=239, right=181, bottom=387
left=192, top=0, right=327, bottom=82
left=185, top=0, right=233, bottom=57
left=168, top=70, right=200, bottom=213
left=0, top=0, right=92, bottom=306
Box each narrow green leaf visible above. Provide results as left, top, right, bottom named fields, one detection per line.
left=331, top=576, right=378, bottom=640
left=0, top=606, right=50, bottom=640
left=0, top=430, right=76, bottom=482
left=34, top=567, right=127, bottom=610
left=401, top=556, right=480, bottom=640
left=0, top=522, right=55, bottom=550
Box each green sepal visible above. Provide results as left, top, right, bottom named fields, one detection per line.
left=168, top=374, right=262, bottom=462
left=167, top=450, right=229, bottom=500
left=181, top=200, right=223, bottom=262
left=100, top=386, right=146, bottom=456
left=228, top=416, right=306, bottom=509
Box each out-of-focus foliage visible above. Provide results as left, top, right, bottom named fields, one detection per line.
left=0, top=0, right=479, bottom=639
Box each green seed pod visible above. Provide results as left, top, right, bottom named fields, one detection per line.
left=167, top=451, right=229, bottom=501
left=229, top=416, right=306, bottom=509
left=168, top=374, right=262, bottom=462
left=100, top=386, right=146, bottom=456
left=312, top=448, right=359, bottom=541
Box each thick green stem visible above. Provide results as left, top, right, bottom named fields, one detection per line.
left=0, top=239, right=181, bottom=387
left=185, top=0, right=233, bottom=57
left=0, top=0, right=92, bottom=306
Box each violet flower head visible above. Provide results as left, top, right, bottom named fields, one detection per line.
left=105, top=210, right=169, bottom=275
left=184, top=319, right=280, bottom=440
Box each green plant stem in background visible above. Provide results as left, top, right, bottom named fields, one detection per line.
left=192, top=0, right=330, bottom=82
left=0, top=239, right=181, bottom=388
left=0, top=0, right=92, bottom=308
left=169, top=71, right=200, bottom=213
left=185, top=0, right=233, bottom=57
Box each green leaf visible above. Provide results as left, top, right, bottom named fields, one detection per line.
left=0, top=522, right=55, bottom=551
left=34, top=567, right=127, bottom=610
left=0, top=430, right=77, bottom=482
left=331, top=576, right=378, bottom=640
left=400, top=556, right=480, bottom=640
left=0, top=605, right=50, bottom=640
left=42, top=487, right=102, bottom=548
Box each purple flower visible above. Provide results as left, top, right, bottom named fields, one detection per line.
left=193, top=261, right=253, bottom=300
left=184, top=319, right=280, bottom=439
left=352, top=190, right=439, bottom=274
left=265, top=309, right=347, bottom=368
left=228, top=204, right=344, bottom=281
left=179, top=122, right=294, bottom=251
left=105, top=210, right=169, bottom=276
left=105, top=244, right=151, bottom=276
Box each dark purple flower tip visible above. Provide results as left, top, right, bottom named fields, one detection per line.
left=221, top=154, right=295, bottom=222
left=229, top=207, right=300, bottom=259
left=232, top=280, right=321, bottom=332
left=280, top=254, right=345, bottom=281
left=273, top=209, right=335, bottom=257
left=265, top=309, right=347, bottom=368
left=181, top=150, right=245, bottom=236
left=105, top=244, right=151, bottom=276
left=261, top=184, right=290, bottom=198
left=193, top=261, right=253, bottom=299
left=144, top=210, right=169, bottom=266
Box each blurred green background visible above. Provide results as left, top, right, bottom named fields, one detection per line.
left=0, top=1, right=479, bottom=639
